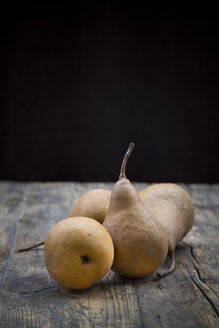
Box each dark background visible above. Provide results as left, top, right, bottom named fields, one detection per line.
left=1, top=2, right=218, bottom=183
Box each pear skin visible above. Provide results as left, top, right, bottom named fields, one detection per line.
left=70, top=189, right=111, bottom=224
left=139, top=183, right=195, bottom=254
left=44, top=217, right=114, bottom=290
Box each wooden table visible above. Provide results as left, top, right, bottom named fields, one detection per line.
left=0, top=182, right=218, bottom=328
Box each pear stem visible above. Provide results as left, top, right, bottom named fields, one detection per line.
left=156, top=252, right=176, bottom=279
left=15, top=241, right=45, bottom=253
left=119, top=143, right=135, bottom=180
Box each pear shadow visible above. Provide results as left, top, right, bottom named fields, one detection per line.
left=57, top=245, right=189, bottom=296
left=12, top=242, right=192, bottom=298
left=4, top=274, right=56, bottom=295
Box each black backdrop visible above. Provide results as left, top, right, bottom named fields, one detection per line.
left=1, top=2, right=219, bottom=182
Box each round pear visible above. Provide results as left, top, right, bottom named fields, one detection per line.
left=70, top=189, right=111, bottom=224
left=44, top=217, right=114, bottom=290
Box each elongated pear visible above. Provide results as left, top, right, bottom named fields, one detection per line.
left=103, top=143, right=168, bottom=278
left=139, top=184, right=195, bottom=255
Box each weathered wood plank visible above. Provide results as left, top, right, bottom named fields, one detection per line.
left=185, top=184, right=219, bottom=296
left=0, top=182, right=27, bottom=290
left=0, top=182, right=218, bottom=328
left=135, top=243, right=219, bottom=328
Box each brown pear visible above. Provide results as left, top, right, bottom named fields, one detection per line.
left=103, top=143, right=168, bottom=278
left=139, top=183, right=195, bottom=255
left=70, top=189, right=111, bottom=224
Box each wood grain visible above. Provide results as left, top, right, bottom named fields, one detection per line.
left=0, top=182, right=27, bottom=290
left=0, top=182, right=218, bottom=328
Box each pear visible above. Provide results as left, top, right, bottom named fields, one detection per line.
left=103, top=143, right=168, bottom=278
left=139, top=183, right=195, bottom=255
left=70, top=189, right=111, bottom=224
left=44, top=217, right=114, bottom=290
